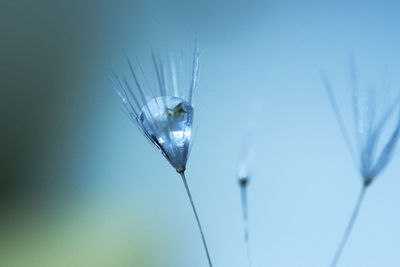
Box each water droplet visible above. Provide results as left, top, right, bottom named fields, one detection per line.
left=139, top=96, right=193, bottom=170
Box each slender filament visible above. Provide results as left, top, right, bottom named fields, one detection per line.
left=330, top=186, right=368, bottom=267
left=240, top=178, right=252, bottom=267
left=179, top=171, right=213, bottom=267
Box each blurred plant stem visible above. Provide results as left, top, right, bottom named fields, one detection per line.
left=179, top=171, right=213, bottom=267
left=239, top=177, right=252, bottom=267
left=330, top=185, right=368, bottom=267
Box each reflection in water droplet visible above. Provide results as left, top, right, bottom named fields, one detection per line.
left=139, top=96, right=193, bottom=170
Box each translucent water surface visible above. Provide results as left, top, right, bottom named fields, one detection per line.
left=139, top=96, right=193, bottom=171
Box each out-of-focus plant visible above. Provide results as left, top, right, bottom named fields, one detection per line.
left=110, top=44, right=213, bottom=267
left=322, top=58, right=400, bottom=267
left=236, top=100, right=262, bottom=267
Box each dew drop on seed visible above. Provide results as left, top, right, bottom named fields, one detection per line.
left=139, top=96, right=193, bottom=169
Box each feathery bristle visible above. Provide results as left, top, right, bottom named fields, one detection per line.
left=110, top=44, right=200, bottom=172
left=322, top=62, right=400, bottom=184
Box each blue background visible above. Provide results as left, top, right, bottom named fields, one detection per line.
left=1, top=0, right=400, bottom=266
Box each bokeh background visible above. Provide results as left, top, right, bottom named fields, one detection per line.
left=1, top=0, right=400, bottom=266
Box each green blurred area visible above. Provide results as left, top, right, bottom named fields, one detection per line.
left=0, top=203, right=169, bottom=267
left=0, top=0, right=109, bottom=203
left=0, top=1, right=174, bottom=266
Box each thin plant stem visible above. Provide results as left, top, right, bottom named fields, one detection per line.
left=239, top=178, right=252, bottom=267
left=179, top=171, right=213, bottom=267
left=330, top=185, right=368, bottom=267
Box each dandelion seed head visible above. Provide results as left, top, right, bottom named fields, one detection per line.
left=110, top=43, right=200, bottom=173
left=323, top=58, right=400, bottom=186
left=237, top=131, right=254, bottom=180
left=237, top=98, right=263, bottom=181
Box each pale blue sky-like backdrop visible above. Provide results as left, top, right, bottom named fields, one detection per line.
left=1, top=1, right=400, bottom=266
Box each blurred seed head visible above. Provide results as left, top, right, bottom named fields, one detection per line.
left=323, top=57, right=400, bottom=186
left=237, top=99, right=263, bottom=182
left=238, top=177, right=249, bottom=188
